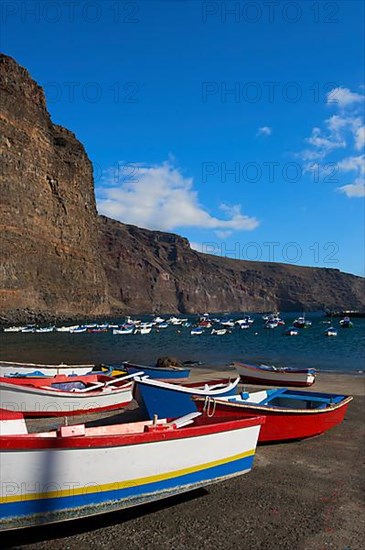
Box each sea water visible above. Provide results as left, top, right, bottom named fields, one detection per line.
left=1, top=312, right=364, bottom=373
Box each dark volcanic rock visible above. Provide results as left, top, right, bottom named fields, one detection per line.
left=98, top=216, right=365, bottom=314
left=0, top=54, right=364, bottom=323
left=0, top=53, right=109, bottom=322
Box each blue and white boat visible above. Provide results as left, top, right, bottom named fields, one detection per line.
left=0, top=408, right=264, bottom=530
left=191, top=327, right=204, bottom=335
left=113, top=326, right=134, bottom=335
left=123, top=361, right=191, bottom=382
left=339, top=316, right=353, bottom=328
left=325, top=326, right=337, bottom=337
left=133, top=375, right=240, bottom=419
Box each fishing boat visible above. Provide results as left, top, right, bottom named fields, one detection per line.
left=123, top=361, right=190, bottom=382
left=55, top=325, right=79, bottom=332
left=134, top=327, right=152, bottom=335
left=152, top=316, right=165, bottom=324
left=20, top=326, right=35, bottom=333
left=167, top=317, right=187, bottom=326
left=220, top=319, right=235, bottom=328
left=0, top=372, right=137, bottom=417
left=113, top=326, right=134, bottom=335
left=69, top=326, right=87, bottom=334
left=264, top=321, right=278, bottom=329
left=284, top=327, right=298, bottom=336
left=191, top=327, right=204, bottom=335
left=195, top=388, right=352, bottom=442
left=211, top=328, right=227, bottom=335
left=0, top=408, right=264, bottom=531
left=293, top=316, right=312, bottom=329
left=2, top=326, right=24, bottom=333
left=243, top=315, right=254, bottom=324
left=325, top=327, right=337, bottom=337
left=199, top=320, right=212, bottom=328
left=233, top=362, right=316, bottom=387
left=133, top=375, right=240, bottom=419
left=35, top=326, right=55, bottom=333
left=0, top=361, right=96, bottom=377
left=339, top=316, right=353, bottom=328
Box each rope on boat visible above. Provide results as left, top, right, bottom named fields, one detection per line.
left=203, top=396, right=216, bottom=418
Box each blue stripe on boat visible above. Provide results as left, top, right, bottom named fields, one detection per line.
left=0, top=454, right=255, bottom=520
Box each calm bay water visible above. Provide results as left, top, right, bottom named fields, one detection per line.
left=1, top=312, right=364, bottom=373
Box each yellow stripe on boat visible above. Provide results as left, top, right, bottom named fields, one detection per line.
left=0, top=448, right=255, bottom=504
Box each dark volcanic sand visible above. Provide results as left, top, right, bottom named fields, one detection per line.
left=2, top=373, right=364, bottom=550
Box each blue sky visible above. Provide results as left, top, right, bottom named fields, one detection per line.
left=2, top=0, right=364, bottom=275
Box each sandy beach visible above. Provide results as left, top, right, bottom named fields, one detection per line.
left=2, top=371, right=364, bottom=550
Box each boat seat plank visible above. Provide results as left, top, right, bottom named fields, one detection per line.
left=277, top=393, right=344, bottom=404
left=259, top=388, right=287, bottom=404
left=169, top=411, right=202, bottom=429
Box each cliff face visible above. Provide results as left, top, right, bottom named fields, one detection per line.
left=99, top=216, right=365, bottom=314
left=0, top=54, right=109, bottom=322
left=0, top=54, right=364, bottom=323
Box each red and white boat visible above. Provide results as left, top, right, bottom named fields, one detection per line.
left=0, top=372, right=140, bottom=417
left=233, top=362, right=316, bottom=387
left=195, top=388, right=352, bottom=442
left=0, top=409, right=264, bottom=530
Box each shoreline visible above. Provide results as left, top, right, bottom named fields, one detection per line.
left=2, top=371, right=364, bottom=549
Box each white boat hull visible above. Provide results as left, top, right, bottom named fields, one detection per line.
left=0, top=362, right=94, bottom=377
left=0, top=381, right=133, bottom=416
left=234, top=363, right=316, bottom=387
left=0, top=414, right=263, bottom=530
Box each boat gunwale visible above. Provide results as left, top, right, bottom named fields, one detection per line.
left=0, top=415, right=266, bottom=450
left=0, top=380, right=133, bottom=398
left=232, top=361, right=317, bottom=375
left=124, top=361, right=190, bottom=373
left=134, top=375, right=240, bottom=395
left=193, top=395, right=353, bottom=415
left=0, top=361, right=95, bottom=369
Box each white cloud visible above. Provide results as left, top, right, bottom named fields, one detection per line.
left=256, top=126, right=272, bottom=137
left=337, top=154, right=365, bottom=174
left=297, top=87, right=364, bottom=199
left=354, top=125, right=365, bottom=150
left=338, top=179, right=365, bottom=198
left=305, top=126, right=346, bottom=157
left=97, top=161, right=259, bottom=233
left=215, top=230, right=233, bottom=239
left=336, top=155, right=365, bottom=197
left=326, top=87, right=364, bottom=109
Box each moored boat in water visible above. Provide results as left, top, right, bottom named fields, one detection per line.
left=325, top=327, right=337, bottom=337
left=339, top=316, right=353, bottom=328
left=284, top=327, right=298, bottom=336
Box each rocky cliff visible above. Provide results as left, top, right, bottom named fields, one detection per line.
left=0, top=54, right=109, bottom=323
left=0, top=53, right=364, bottom=323
left=99, top=216, right=364, bottom=314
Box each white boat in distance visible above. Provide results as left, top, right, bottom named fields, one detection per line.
left=134, top=327, right=152, bottom=335
left=211, top=328, right=228, bottom=335
left=113, top=327, right=134, bottom=335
